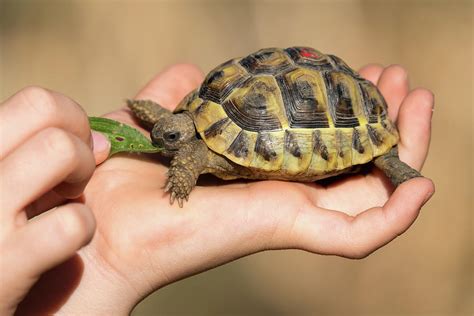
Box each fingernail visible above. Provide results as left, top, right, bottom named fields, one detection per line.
left=91, top=131, right=110, bottom=154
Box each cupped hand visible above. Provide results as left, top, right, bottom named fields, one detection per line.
left=18, top=64, right=435, bottom=315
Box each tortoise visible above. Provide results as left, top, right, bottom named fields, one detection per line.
left=128, top=46, right=421, bottom=207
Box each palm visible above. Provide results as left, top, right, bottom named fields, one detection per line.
left=81, top=64, right=434, bottom=295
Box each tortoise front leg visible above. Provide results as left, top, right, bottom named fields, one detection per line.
left=165, top=139, right=209, bottom=207
left=127, top=99, right=172, bottom=129
left=374, top=146, right=422, bottom=187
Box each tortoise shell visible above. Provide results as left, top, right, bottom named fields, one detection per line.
left=175, top=47, right=398, bottom=178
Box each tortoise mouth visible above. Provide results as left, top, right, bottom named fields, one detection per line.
left=152, top=137, right=165, bottom=148
left=151, top=138, right=179, bottom=155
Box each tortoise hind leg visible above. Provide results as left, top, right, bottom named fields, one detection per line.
left=374, top=146, right=422, bottom=187
left=127, top=99, right=172, bottom=129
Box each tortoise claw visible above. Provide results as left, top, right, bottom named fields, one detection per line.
left=170, top=191, right=176, bottom=204
left=165, top=158, right=196, bottom=207
left=164, top=180, right=172, bottom=192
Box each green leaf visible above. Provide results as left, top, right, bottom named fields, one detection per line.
left=89, top=117, right=161, bottom=156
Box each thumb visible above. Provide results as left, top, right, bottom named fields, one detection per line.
left=91, top=131, right=111, bottom=165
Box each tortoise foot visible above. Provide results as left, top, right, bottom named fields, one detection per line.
left=164, top=167, right=194, bottom=208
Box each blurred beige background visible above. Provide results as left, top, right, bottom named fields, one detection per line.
left=1, top=0, right=472, bottom=315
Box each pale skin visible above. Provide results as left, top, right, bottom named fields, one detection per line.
left=0, top=63, right=435, bottom=315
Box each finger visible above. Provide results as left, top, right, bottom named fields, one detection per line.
left=358, top=64, right=384, bottom=85
left=25, top=191, right=66, bottom=219
left=134, top=63, right=204, bottom=110
left=91, top=131, right=111, bottom=165
left=0, top=86, right=92, bottom=160
left=1, top=127, right=95, bottom=216
left=288, top=178, right=434, bottom=258
left=377, top=65, right=409, bottom=122
left=396, top=88, right=434, bottom=170
left=3, top=203, right=95, bottom=283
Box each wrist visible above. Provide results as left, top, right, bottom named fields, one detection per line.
left=17, top=250, right=141, bottom=315
left=60, top=249, right=141, bottom=315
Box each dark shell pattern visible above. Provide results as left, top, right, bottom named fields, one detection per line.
left=175, top=47, right=399, bottom=178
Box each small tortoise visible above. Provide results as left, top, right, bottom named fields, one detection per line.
left=128, top=47, right=421, bottom=207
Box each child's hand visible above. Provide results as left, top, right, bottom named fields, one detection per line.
left=0, top=87, right=101, bottom=315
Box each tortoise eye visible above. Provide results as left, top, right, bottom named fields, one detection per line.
left=164, top=131, right=181, bottom=142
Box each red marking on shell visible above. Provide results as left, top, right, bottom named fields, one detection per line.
left=300, top=48, right=320, bottom=59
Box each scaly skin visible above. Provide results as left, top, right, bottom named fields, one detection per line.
left=374, top=146, right=422, bottom=186
left=127, top=99, right=172, bottom=129
left=164, top=139, right=208, bottom=207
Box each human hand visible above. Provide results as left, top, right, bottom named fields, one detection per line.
left=0, top=87, right=104, bottom=315
left=16, top=63, right=435, bottom=315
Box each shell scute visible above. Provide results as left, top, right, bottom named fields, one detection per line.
left=324, top=71, right=366, bottom=128
left=221, top=76, right=287, bottom=132
left=199, top=60, right=250, bottom=104
left=307, top=129, right=338, bottom=174
left=239, top=48, right=293, bottom=75
left=351, top=126, right=374, bottom=165
left=282, top=129, right=314, bottom=175
left=193, top=100, right=242, bottom=156
left=276, top=67, right=334, bottom=129
left=225, top=130, right=257, bottom=167
left=285, top=47, right=334, bottom=71
left=358, top=80, right=388, bottom=123
left=252, top=131, right=285, bottom=171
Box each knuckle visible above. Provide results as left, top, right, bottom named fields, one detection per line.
left=53, top=204, right=94, bottom=245
left=76, top=111, right=91, bottom=137
left=21, top=86, right=60, bottom=118
left=387, top=64, right=408, bottom=76
left=41, top=127, right=79, bottom=165
left=412, top=88, right=435, bottom=106
left=20, top=87, right=90, bottom=142
left=384, top=64, right=409, bottom=84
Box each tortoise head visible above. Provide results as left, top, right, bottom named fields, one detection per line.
left=151, top=113, right=196, bottom=155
